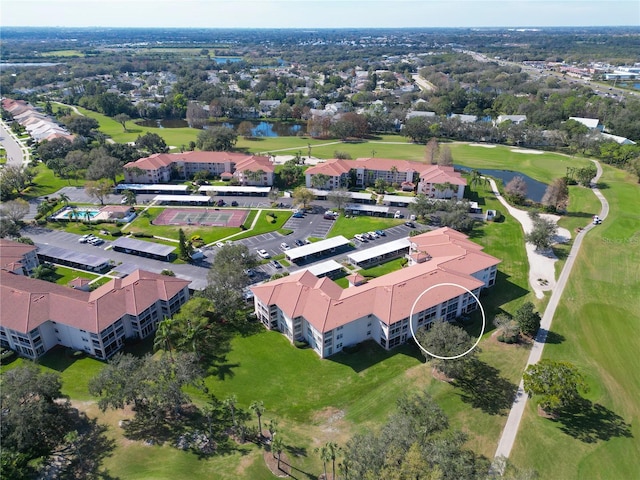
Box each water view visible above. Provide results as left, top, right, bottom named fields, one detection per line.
left=455, top=165, right=548, bottom=203
left=136, top=119, right=306, bottom=137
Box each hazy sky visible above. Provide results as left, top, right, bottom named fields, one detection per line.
left=3, top=0, right=639, bottom=28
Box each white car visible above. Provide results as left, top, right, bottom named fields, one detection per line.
left=216, top=242, right=225, bottom=248
left=368, top=231, right=379, bottom=239
left=257, top=249, right=271, bottom=259
left=280, top=242, right=290, bottom=250
left=78, top=234, right=91, bottom=243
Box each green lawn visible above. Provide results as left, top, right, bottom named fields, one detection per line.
left=24, top=164, right=85, bottom=199
left=510, top=165, right=640, bottom=479
left=51, top=265, right=100, bottom=286
left=330, top=215, right=405, bottom=239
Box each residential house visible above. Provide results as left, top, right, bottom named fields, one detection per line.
left=496, top=115, right=527, bottom=125
left=251, top=227, right=499, bottom=358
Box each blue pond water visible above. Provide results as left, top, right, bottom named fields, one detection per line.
left=455, top=165, right=548, bottom=203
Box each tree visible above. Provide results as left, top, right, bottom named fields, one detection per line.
left=58, top=192, right=71, bottom=206
left=574, top=164, right=597, bottom=186
left=469, top=169, right=489, bottom=189
left=31, top=264, right=58, bottom=282
left=425, top=138, right=440, bottom=164
left=272, top=437, right=285, bottom=470
left=196, top=126, right=237, bottom=151
left=224, top=395, right=238, bottom=429
left=415, top=320, right=477, bottom=379
left=409, top=193, right=436, bottom=220
left=523, top=360, right=589, bottom=413
left=114, top=113, right=131, bottom=132
left=185, top=102, right=208, bottom=128
left=154, top=318, right=176, bottom=359
left=178, top=228, right=193, bottom=261
left=0, top=364, right=73, bottom=461
left=122, top=189, right=137, bottom=206
left=250, top=401, right=265, bottom=439
left=61, top=115, right=99, bottom=136
left=541, top=177, right=569, bottom=211
left=0, top=198, right=30, bottom=224
left=204, top=243, right=257, bottom=323
left=86, top=148, right=121, bottom=185
left=278, top=159, right=304, bottom=187
left=0, top=165, right=34, bottom=200
left=505, top=176, right=528, bottom=205
left=525, top=212, right=558, bottom=251
left=292, top=186, right=315, bottom=209
left=85, top=179, right=113, bottom=205
left=494, top=313, right=519, bottom=343
left=327, top=188, right=351, bottom=210
left=36, top=137, right=72, bottom=163
left=135, top=132, right=169, bottom=154
left=315, top=444, right=332, bottom=480
left=514, top=301, right=541, bottom=337
left=374, top=177, right=388, bottom=194
left=310, top=173, right=330, bottom=189
left=237, top=121, right=254, bottom=139
left=437, top=145, right=453, bottom=166
left=267, top=418, right=279, bottom=441
left=403, top=116, right=432, bottom=143
left=88, top=352, right=201, bottom=426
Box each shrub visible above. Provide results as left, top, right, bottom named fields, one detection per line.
left=294, top=340, right=309, bottom=349
left=266, top=214, right=276, bottom=224
left=161, top=269, right=175, bottom=276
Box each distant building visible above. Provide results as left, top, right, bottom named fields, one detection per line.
left=0, top=239, right=39, bottom=276
left=123, top=151, right=274, bottom=186
left=251, top=227, right=499, bottom=358
left=305, top=158, right=466, bottom=200
left=0, top=269, right=190, bottom=360
left=496, top=115, right=527, bottom=125
left=568, top=117, right=603, bottom=131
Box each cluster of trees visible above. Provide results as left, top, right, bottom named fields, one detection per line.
left=409, top=196, right=476, bottom=233
left=0, top=198, right=30, bottom=237
left=525, top=211, right=559, bottom=251
left=493, top=301, right=542, bottom=343
left=342, top=389, right=491, bottom=479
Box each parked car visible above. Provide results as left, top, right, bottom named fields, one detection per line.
left=216, top=242, right=225, bottom=248
left=375, top=230, right=386, bottom=236
left=354, top=234, right=367, bottom=242
left=231, top=201, right=238, bottom=207
left=404, top=221, right=415, bottom=228
left=292, top=212, right=304, bottom=218
left=368, top=231, right=379, bottom=239
left=78, top=234, right=92, bottom=243
left=257, top=249, right=271, bottom=259
left=294, top=239, right=305, bottom=247
left=89, top=237, right=104, bottom=246
left=280, top=242, right=290, bottom=250
left=271, top=260, right=282, bottom=269
left=244, top=268, right=256, bottom=277
left=217, top=199, right=225, bottom=207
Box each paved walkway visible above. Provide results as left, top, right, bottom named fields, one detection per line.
left=493, top=160, right=607, bottom=465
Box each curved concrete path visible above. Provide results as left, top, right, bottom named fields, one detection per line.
left=493, top=160, right=608, bottom=464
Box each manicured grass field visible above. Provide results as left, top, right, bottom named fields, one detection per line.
left=510, top=165, right=640, bottom=479
left=329, top=215, right=404, bottom=239
left=51, top=265, right=100, bottom=286
left=24, top=164, right=86, bottom=199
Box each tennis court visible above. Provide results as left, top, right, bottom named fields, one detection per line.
left=154, top=208, right=248, bottom=227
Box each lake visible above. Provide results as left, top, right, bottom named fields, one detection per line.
left=136, top=119, right=306, bottom=137
left=455, top=165, right=548, bottom=203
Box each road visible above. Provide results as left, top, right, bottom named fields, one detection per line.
left=493, top=160, right=608, bottom=466
left=0, top=120, right=30, bottom=168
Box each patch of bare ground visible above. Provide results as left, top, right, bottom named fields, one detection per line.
left=537, top=405, right=559, bottom=420
left=431, top=367, right=455, bottom=383
left=235, top=451, right=257, bottom=477
left=264, top=449, right=292, bottom=477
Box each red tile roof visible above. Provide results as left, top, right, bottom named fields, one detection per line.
left=0, top=239, right=37, bottom=272
left=0, top=269, right=189, bottom=335
left=124, top=151, right=273, bottom=172
left=252, top=227, right=499, bottom=332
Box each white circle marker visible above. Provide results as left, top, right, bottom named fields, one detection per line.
left=409, top=282, right=486, bottom=360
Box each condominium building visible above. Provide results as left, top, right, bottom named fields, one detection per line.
left=0, top=269, right=190, bottom=360
left=251, top=227, right=498, bottom=358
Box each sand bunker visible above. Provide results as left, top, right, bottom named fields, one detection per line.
left=511, top=149, right=544, bottom=154
left=469, top=143, right=497, bottom=148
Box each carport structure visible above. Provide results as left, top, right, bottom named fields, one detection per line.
left=285, top=236, right=351, bottom=263
left=112, top=237, right=175, bottom=261
left=36, top=244, right=112, bottom=273
left=296, top=259, right=344, bottom=279
left=344, top=203, right=390, bottom=217
left=347, top=237, right=411, bottom=268
left=198, top=186, right=272, bottom=196
left=115, top=184, right=190, bottom=195
left=152, top=194, right=212, bottom=205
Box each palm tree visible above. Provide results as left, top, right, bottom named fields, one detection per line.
left=58, top=192, right=70, bottom=206
left=315, top=444, right=331, bottom=480
left=83, top=210, right=92, bottom=224
left=272, top=437, right=284, bottom=470
left=326, top=442, right=339, bottom=480
left=267, top=418, right=278, bottom=441
left=250, top=400, right=265, bottom=440
left=390, top=165, right=399, bottom=183
left=469, top=169, right=489, bottom=189
left=224, top=395, right=238, bottom=429
left=153, top=319, right=175, bottom=360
